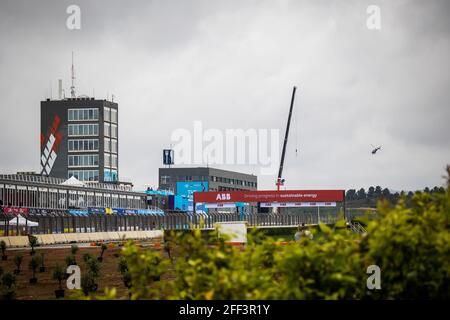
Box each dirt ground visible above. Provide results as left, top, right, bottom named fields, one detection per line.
left=0, top=243, right=168, bottom=300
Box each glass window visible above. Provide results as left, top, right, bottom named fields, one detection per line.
left=111, top=124, right=117, bottom=138
left=105, top=153, right=111, bottom=167
left=68, top=124, right=99, bottom=136
left=68, top=139, right=99, bottom=151
left=111, top=154, right=118, bottom=168
left=68, top=170, right=99, bottom=182
left=111, top=109, right=117, bottom=123
left=68, top=108, right=99, bottom=121
left=104, top=122, right=110, bottom=137
left=68, top=155, right=99, bottom=167
left=111, top=139, right=117, bottom=154
left=104, top=138, right=110, bottom=152
left=104, top=107, right=110, bottom=122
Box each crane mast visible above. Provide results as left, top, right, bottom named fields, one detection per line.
left=276, top=86, right=297, bottom=191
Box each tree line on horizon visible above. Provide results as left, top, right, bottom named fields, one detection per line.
left=345, top=185, right=445, bottom=207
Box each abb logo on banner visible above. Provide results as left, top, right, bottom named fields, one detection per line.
left=195, top=190, right=345, bottom=203
left=215, top=193, right=231, bottom=201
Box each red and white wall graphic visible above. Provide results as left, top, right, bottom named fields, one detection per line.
left=204, top=202, right=237, bottom=209
left=260, top=202, right=337, bottom=208
left=40, top=115, right=62, bottom=175
left=194, top=190, right=345, bottom=204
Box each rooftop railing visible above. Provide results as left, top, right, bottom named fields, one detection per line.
left=0, top=174, right=135, bottom=192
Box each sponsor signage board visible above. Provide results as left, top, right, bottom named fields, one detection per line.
left=2, top=207, right=29, bottom=214
left=194, top=190, right=344, bottom=203
left=205, top=202, right=237, bottom=209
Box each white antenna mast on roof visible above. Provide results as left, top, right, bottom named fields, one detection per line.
left=70, top=52, right=76, bottom=98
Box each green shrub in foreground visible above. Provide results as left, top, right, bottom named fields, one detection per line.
left=98, top=167, right=450, bottom=300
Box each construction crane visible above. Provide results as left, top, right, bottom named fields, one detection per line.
left=276, top=86, right=297, bottom=191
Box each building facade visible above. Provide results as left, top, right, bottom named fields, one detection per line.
left=0, top=173, right=166, bottom=235
left=40, top=98, right=119, bottom=183
left=158, top=167, right=258, bottom=193
left=0, top=174, right=146, bottom=211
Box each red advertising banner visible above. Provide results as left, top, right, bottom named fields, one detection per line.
left=193, top=190, right=345, bottom=203
left=2, top=207, right=29, bottom=215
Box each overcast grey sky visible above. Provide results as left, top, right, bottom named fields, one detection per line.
left=0, top=0, right=449, bottom=191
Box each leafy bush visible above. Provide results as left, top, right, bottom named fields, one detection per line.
left=65, top=255, right=77, bottom=267
left=275, top=223, right=365, bottom=299
left=117, top=257, right=132, bottom=293
left=1, top=240, right=8, bottom=262
left=81, top=272, right=97, bottom=296
left=99, top=243, right=108, bottom=260
left=0, top=272, right=16, bottom=300
left=118, top=257, right=128, bottom=275
left=120, top=240, right=169, bottom=299
left=29, top=256, right=41, bottom=281
left=53, top=264, right=65, bottom=291
left=99, top=168, right=450, bottom=300
left=85, top=256, right=101, bottom=279
left=83, top=253, right=94, bottom=264
left=0, top=240, right=6, bottom=258
left=360, top=186, right=450, bottom=299
left=29, top=236, right=38, bottom=255
left=71, top=245, right=79, bottom=255
left=13, top=255, right=23, bottom=274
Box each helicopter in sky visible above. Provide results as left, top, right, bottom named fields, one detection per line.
left=371, top=145, right=382, bottom=154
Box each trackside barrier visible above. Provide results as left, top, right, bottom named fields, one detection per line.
left=36, top=234, right=55, bottom=245
left=77, top=233, right=90, bottom=243
left=107, top=232, right=120, bottom=241
left=65, top=233, right=78, bottom=243
left=52, top=234, right=68, bottom=244
left=7, top=236, right=29, bottom=247
left=2, top=230, right=164, bottom=248
left=98, top=232, right=110, bottom=241
left=88, top=233, right=102, bottom=242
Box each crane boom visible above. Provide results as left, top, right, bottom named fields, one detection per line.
left=277, top=86, right=297, bottom=191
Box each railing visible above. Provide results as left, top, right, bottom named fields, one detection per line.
left=348, top=221, right=367, bottom=234
left=1, top=211, right=342, bottom=236
left=0, top=174, right=134, bottom=192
